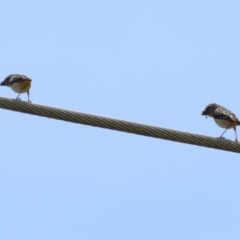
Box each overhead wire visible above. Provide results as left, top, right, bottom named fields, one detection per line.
left=0, top=96, right=239, bottom=153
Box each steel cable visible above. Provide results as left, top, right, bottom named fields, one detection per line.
left=0, top=96, right=239, bottom=153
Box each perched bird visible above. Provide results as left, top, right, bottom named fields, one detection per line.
left=201, top=103, right=240, bottom=142
left=0, top=74, right=32, bottom=103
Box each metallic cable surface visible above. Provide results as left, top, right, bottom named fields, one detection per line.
left=0, top=96, right=239, bottom=153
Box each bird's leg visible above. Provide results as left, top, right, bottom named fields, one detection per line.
left=16, top=92, right=21, bottom=100
left=27, top=90, right=31, bottom=103
left=234, top=126, right=238, bottom=142
left=16, top=88, right=24, bottom=100
left=220, top=126, right=229, bottom=138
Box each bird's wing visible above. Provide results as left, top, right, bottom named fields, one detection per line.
left=8, top=75, right=30, bottom=85
left=1, top=74, right=26, bottom=86
left=214, top=107, right=240, bottom=124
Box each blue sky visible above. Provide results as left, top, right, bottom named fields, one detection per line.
left=1, top=1, right=240, bottom=239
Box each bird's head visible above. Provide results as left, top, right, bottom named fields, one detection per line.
left=201, top=103, right=220, bottom=118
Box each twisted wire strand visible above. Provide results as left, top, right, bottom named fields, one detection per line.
left=0, top=96, right=239, bottom=153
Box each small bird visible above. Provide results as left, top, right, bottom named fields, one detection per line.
left=201, top=103, right=240, bottom=142
left=0, top=74, right=32, bottom=103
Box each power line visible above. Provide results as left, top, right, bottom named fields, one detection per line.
left=0, top=96, right=239, bottom=153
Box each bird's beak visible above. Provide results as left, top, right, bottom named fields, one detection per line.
left=201, top=110, right=207, bottom=119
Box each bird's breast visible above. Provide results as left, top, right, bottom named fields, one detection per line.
left=214, top=118, right=236, bottom=128
left=10, top=80, right=31, bottom=93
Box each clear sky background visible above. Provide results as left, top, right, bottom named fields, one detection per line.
left=0, top=1, right=240, bottom=239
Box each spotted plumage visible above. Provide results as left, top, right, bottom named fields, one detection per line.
left=0, top=74, right=32, bottom=103
left=201, top=103, right=240, bottom=142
